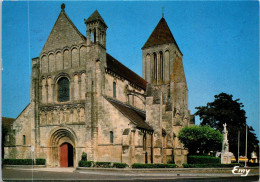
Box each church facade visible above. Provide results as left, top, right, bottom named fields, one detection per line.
left=4, top=4, right=193, bottom=167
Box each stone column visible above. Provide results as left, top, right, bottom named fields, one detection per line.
left=130, top=128, right=136, bottom=165
left=87, top=29, right=91, bottom=45
left=157, top=53, right=160, bottom=84
left=96, top=28, right=99, bottom=43
left=45, top=84, right=48, bottom=104
left=78, top=75, right=82, bottom=100
left=52, top=83, right=56, bottom=103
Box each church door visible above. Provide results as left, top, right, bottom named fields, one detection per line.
left=60, top=143, right=74, bottom=167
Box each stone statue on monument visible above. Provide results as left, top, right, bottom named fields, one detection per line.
left=221, top=123, right=233, bottom=164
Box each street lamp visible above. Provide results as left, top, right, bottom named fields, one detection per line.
left=245, top=124, right=248, bottom=167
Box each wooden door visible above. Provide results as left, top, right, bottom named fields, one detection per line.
left=60, top=143, right=68, bottom=167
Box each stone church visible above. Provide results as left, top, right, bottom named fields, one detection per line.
left=4, top=4, right=193, bottom=167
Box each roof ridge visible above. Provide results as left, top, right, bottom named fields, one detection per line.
left=104, top=96, right=153, bottom=131
left=104, top=96, right=137, bottom=126
left=62, top=11, right=86, bottom=40
left=2, top=117, right=15, bottom=120
left=106, top=53, right=147, bottom=90
left=105, top=96, right=145, bottom=114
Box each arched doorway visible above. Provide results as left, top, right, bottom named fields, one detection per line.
left=49, top=127, right=77, bottom=167
left=60, top=142, right=74, bottom=167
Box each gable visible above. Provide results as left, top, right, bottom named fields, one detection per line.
left=41, top=10, right=86, bottom=54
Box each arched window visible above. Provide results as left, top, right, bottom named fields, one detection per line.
left=23, top=135, right=26, bottom=145
left=159, top=52, right=163, bottom=81
left=58, top=77, right=70, bottom=102
left=113, top=82, right=116, bottom=98
left=110, top=131, right=114, bottom=143
left=153, top=53, right=157, bottom=80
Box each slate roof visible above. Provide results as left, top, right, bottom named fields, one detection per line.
left=85, top=10, right=107, bottom=28
left=105, top=97, right=153, bottom=132
left=2, top=117, right=15, bottom=130
left=142, top=17, right=182, bottom=55
left=106, top=53, right=147, bottom=90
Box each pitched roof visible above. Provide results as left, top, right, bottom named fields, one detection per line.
left=2, top=117, right=15, bottom=130
left=106, top=53, right=147, bottom=90
left=85, top=10, right=107, bottom=28
left=105, top=97, right=153, bottom=132
left=142, top=17, right=182, bottom=54
left=41, top=9, right=86, bottom=53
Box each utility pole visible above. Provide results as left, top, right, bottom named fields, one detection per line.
left=238, top=130, right=240, bottom=163
left=245, top=125, right=248, bottom=167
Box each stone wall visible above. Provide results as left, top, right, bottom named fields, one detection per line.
left=4, top=104, right=33, bottom=159
left=104, top=73, right=145, bottom=110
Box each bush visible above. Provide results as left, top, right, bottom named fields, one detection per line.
left=94, top=162, right=111, bottom=168
left=112, top=162, right=128, bottom=168
left=188, top=155, right=220, bottom=164
left=132, top=163, right=177, bottom=168
left=35, top=159, right=46, bottom=165
left=78, top=160, right=92, bottom=167
left=167, top=160, right=175, bottom=164
left=247, top=162, right=259, bottom=167
left=81, top=152, right=87, bottom=161
left=3, top=159, right=34, bottom=165
left=183, top=163, right=243, bottom=168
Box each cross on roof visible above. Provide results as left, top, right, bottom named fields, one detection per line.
left=162, top=7, right=165, bottom=18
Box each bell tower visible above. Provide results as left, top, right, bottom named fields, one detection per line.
left=143, top=16, right=191, bottom=165
left=142, top=17, right=183, bottom=85
left=84, top=10, right=108, bottom=49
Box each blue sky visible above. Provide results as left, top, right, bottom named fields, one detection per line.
left=2, top=1, right=259, bottom=139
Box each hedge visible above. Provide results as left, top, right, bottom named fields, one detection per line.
left=93, top=162, right=111, bottom=168
left=3, top=159, right=47, bottom=165
left=247, top=162, right=259, bottom=167
left=3, top=159, right=34, bottom=165
left=78, top=160, right=92, bottom=167
left=183, top=163, right=244, bottom=168
left=132, top=163, right=177, bottom=168
left=187, top=155, right=220, bottom=164
left=112, top=162, right=128, bottom=168
left=35, top=159, right=46, bottom=165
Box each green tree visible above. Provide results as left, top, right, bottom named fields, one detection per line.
left=178, top=125, right=222, bottom=155
left=195, top=92, right=259, bottom=159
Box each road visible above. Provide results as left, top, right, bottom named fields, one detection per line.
left=2, top=168, right=259, bottom=181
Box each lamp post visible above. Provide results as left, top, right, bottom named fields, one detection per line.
left=245, top=125, right=248, bottom=167
left=238, top=130, right=240, bottom=163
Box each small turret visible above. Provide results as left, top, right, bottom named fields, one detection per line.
left=84, top=10, right=108, bottom=48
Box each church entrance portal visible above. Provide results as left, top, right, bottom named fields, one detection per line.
left=49, top=127, right=77, bottom=167
left=60, top=142, right=74, bottom=167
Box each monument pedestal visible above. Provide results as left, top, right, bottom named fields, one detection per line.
left=221, top=152, right=232, bottom=164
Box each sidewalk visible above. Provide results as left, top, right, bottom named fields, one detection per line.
left=76, top=166, right=259, bottom=176
left=4, top=166, right=259, bottom=177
